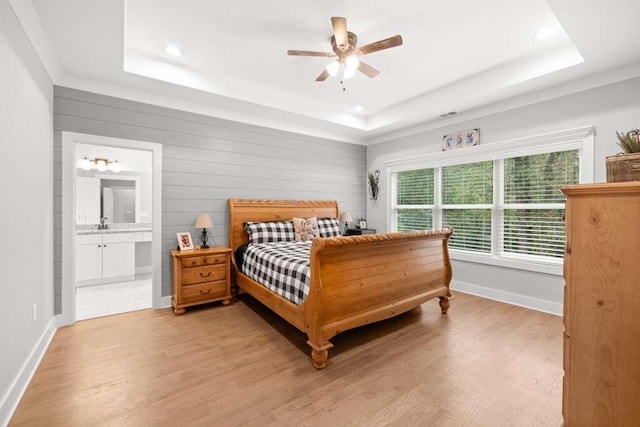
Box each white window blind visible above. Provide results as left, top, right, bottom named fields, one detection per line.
left=396, top=169, right=434, bottom=231
left=441, top=161, right=493, bottom=253
left=502, top=150, right=579, bottom=258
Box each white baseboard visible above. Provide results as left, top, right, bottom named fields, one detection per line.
left=135, top=266, right=152, bottom=275
left=160, top=296, right=172, bottom=308
left=76, top=275, right=135, bottom=287
left=0, top=315, right=58, bottom=426
left=451, top=280, right=563, bottom=316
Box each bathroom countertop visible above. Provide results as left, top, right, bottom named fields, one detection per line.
left=76, top=223, right=152, bottom=235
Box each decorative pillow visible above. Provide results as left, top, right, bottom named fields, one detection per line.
left=293, top=217, right=320, bottom=241
left=317, top=217, right=341, bottom=238
left=244, top=220, right=295, bottom=244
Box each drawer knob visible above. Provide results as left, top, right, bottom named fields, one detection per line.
left=200, top=272, right=212, bottom=278
left=200, top=289, right=211, bottom=295
left=191, top=260, right=197, bottom=265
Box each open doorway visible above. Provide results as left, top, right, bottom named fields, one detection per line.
left=61, top=132, right=163, bottom=326
left=74, top=144, right=153, bottom=320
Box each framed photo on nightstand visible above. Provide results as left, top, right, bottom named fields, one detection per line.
left=358, top=219, right=367, bottom=229
left=177, top=232, right=194, bottom=251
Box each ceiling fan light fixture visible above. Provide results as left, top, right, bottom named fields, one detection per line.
left=326, top=60, right=340, bottom=76
left=290, top=17, right=402, bottom=82
left=343, top=67, right=356, bottom=80
left=345, top=56, right=359, bottom=72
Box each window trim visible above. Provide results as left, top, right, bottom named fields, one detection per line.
left=385, top=126, right=594, bottom=276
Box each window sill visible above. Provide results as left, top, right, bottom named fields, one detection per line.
left=450, top=250, right=563, bottom=276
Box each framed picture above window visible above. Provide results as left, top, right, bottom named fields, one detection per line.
left=443, top=128, right=479, bottom=151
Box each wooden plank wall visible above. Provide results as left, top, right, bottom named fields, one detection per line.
left=52, top=87, right=366, bottom=312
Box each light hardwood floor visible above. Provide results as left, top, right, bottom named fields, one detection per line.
left=10, top=292, right=563, bottom=426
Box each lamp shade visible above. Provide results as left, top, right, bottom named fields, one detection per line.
left=340, top=212, right=353, bottom=223
left=195, top=213, right=213, bottom=229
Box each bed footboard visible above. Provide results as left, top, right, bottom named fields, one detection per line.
left=304, top=229, right=453, bottom=368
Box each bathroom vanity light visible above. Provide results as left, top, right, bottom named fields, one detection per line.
left=78, top=157, right=121, bottom=173
left=195, top=213, right=213, bottom=249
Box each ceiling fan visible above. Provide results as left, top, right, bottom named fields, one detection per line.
left=287, top=17, right=403, bottom=82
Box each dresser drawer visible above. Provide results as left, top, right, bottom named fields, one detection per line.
left=181, top=280, right=227, bottom=304
left=181, top=264, right=226, bottom=285
left=180, top=253, right=227, bottom=268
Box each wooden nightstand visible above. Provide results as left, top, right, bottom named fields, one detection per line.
left=345, top=228, right=377, bottom=236
left=170, top=246, right=232, bottom=315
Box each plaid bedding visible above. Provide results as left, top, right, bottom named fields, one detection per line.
left=317, top=217, right=341, bottom=238
left=244, top=220, right=295, bottom=244
left=241, top=241, right=312, bottom=304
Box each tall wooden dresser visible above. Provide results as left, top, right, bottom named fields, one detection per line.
left=561, top=182, right=640, bottom=425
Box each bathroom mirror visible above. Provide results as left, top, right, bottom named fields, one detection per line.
left=99, top=176, right=140, bottom=224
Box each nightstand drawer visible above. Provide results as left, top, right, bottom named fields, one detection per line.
left=182, top=264, right=226, bottom=285
left=181, top=280, right=227, bottom=304
left=180, top=254, right=227, bottom=268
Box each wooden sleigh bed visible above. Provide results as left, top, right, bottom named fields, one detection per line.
left=228, top=199, right=453, bottom=369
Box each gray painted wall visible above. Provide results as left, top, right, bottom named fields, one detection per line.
left=0, top=0, right=54, bottom=420
left=53, top=87, right=367, bottom=310
left=367, top=76, right=640, bottom=310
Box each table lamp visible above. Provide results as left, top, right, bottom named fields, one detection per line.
left=195, top=213, right=213, bottom=249
left=340, top=212, right=353, bottom=233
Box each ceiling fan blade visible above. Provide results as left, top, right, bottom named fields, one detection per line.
left=331, top=17, right=349, bottom=51
left=287, top=50, right=335, bottom=57
left=315, top=69, right=330, bottom=82
left=357, top=61, right=380, bottom=78
left=356, top=35, right=403, bottom=55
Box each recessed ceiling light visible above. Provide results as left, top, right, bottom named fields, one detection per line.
left=354, top=105, right=364, bottom=112
left=166, top=44, right=182, bottom=57
left=532, top=27, right=555, bottom=41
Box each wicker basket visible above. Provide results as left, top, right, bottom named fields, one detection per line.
left=606, top=152, right=640, bottom=182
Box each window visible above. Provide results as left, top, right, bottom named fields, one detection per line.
left=396, top=169, right=433, bottom=231
left=502, top=151, right=579, bottom=259
left=387, top=127, right=593, bottom=273
left=442, top=161, right=493, bottom=253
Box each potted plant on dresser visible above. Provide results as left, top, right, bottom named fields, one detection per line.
left=607, top=128, right=640, bottom=182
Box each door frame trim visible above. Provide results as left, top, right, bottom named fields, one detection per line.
left=60, top=132, right=163, bottom=326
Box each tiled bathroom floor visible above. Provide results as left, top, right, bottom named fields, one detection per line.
left=75, top=274, right=152, bottom=321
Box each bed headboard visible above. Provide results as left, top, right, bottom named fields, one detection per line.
left=227, top=199, right=339, bottom=251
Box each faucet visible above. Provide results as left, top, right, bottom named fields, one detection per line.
left=98, top=217, right=108, bottom=230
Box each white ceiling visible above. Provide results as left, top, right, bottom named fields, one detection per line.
left=15, top=0, right=640, bottom=144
